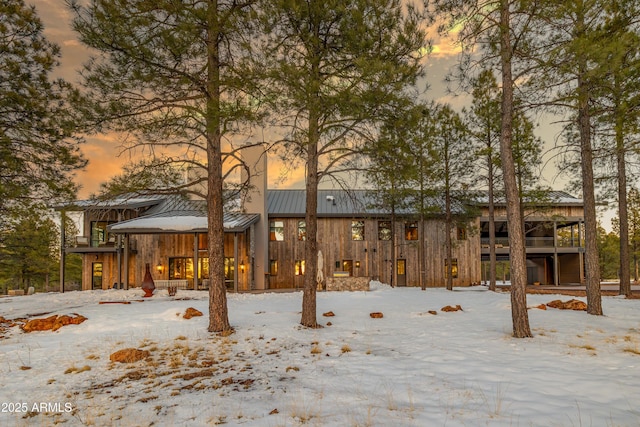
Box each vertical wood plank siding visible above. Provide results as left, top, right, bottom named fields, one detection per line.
left=268, top=217, right=481, bottom=289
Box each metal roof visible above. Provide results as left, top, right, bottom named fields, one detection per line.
left=266, top=189, right=464, bottom=217
left=107, top=197, right=258, bottom=234
left=54, top=195, right=166, bottom=210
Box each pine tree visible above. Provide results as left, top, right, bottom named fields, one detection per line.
left=258, top=0, right=427, bottom=327
left=0, top=0, right=85, bottom=213
left=70, top=0, right=261, bottom=333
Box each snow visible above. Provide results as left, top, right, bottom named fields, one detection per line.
left=1, top=284, right=639, bottom=426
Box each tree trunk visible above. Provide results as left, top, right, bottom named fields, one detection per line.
left=499, top=0, right=531, bottom=338
left=445, top=183, right=453, bottom=291
left=576, top=6, right=603, bottom=315
left=301, top=107, right=320, bottom=328
left=488, top=153, right=497, bottom=291
left=615, top=74, right=631, bottom=297
left=207, top=0, right=232, bottom=333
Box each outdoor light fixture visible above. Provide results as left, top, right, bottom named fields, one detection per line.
left=156, top=263, right=163, bottom=274
left=355, top=261, right=361, bottom=268
left=240, top=263, right=245, bottom=273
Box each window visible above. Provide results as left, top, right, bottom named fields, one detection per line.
left=457, top=227, right=467, bottom=240
left=169, top=257, right=193, bottom=280
left=295, top=260, right=305, bottom=275
left=297, top=220, right=306, bottom=241
left=351, top=220, right=364, bottom=241
left=92, top=262, right=103, bottom=290
left=378, top=221, right=391, bottom=241
left=198, top=233, right=208, bottom=250
left=269, top=260, right=278, bottom=276
left=405, top=222, right=418, bottom=240
left=224, top=257, right=234, bottom=290
left=445, top=258, right=458, bottom=278
left=90, top=221, right=115, bottom=247
left=270, top=220, right=284, bottom=241
left=343, top=260, right=353, bottom=276
left=169, top=257, right=209, bottom=288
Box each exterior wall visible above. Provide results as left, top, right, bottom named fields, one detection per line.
left=81, top=231, right=251, bottom=291
left=267, top=217, right=481, bottom=289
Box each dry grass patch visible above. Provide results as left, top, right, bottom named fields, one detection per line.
left=341, top=344, right=352, bottom=353
left=65, top=365, right=91, bottom=374
left=623, top=346, right=640, bottom=355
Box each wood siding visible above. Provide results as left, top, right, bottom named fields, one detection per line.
left=268, top=217, right=481, bottom=289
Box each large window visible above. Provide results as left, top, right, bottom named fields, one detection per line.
left=378, top=221, right=391, bottom=241
left=351, top=221, right=365, bottom=241
left=297, top=220, right=306, bottom=241
left=90, top=221, right=115, bottom=247
left=270, top=220, right=284, bottom=241
left=169, top=257, right=209, bottom=287
left=405, top=222, right=418, bottom=240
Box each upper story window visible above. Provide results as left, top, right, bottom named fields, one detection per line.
left=351, top=220, right=365, bottom=241
left=270, top=220, right=284, bottom=241
left=90, top=221, right=115, bottom=247
left=405, top=222, right=418, bottom=240
left=457, top=227, right=467, bottom=240
left=297, top=220, right=306, bottom=241
left=378, top=221, right=391, bottom=241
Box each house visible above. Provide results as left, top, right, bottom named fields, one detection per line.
left=57, top=149, right=585, bottom=291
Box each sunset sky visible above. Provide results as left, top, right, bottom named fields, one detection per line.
left=31, top=0, right=591, bottom=222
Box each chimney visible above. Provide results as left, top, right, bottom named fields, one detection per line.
left=241, top=144, right=268, bottom=290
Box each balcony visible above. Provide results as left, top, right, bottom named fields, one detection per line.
left=481, top=236, right=583, bottom=249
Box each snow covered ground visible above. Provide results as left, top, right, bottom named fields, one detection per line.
left=1, top=282, right=639, bottom=426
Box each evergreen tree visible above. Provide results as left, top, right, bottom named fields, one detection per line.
left=0, top=206, right=60, bottom=293
left=467, top=70, right=502, bottom=291
left=258, top=0, right=427, bottom=327
left=0, top=0, right=85, bottom=214
left=434, top=0, right=541, bottom=337
left=70, top=0, right=261, bottom=333
left=427, top=104, right=476, bottom=290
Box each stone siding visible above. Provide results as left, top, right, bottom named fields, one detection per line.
left=319, top=277, right=370, bottom=292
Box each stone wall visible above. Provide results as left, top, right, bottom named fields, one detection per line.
left=319, top=277, right=370, bottom=292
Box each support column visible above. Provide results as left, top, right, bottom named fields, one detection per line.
left=116, top=211, right=123, bottom=288
left=124, top=234, right=130, bottom=289
left=59, top=210, right=66, bottom=293
left=553, top=221, right=559, bottom=286
left=234, top=233, right=239, bottom=292
left=194, top=233, right=199, bottom=290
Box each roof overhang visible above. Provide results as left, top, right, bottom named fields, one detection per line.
left=108, top=212, right=260, bottom=234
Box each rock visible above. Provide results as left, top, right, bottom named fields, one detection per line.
left=322, top=311, right=335, bottom=317
left=546, top=299, right=587, bottom=311
left=441, top=305, right=463, bottom=312
left=22, top=314, right=87, bottom=332
left=369, top=312, right=383, bottom=318
left=183, top=307, right=203, bottom=319
left=110, top=348, right=150, bottom=363
left=563, top=299, right=587, bottom=311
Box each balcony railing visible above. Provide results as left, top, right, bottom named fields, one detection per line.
left=481, top=236, right=583, bottom=248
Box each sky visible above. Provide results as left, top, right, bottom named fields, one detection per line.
left=32, top=1, right=616, bottom=228
left=1, top=283, right=639, bottom=425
